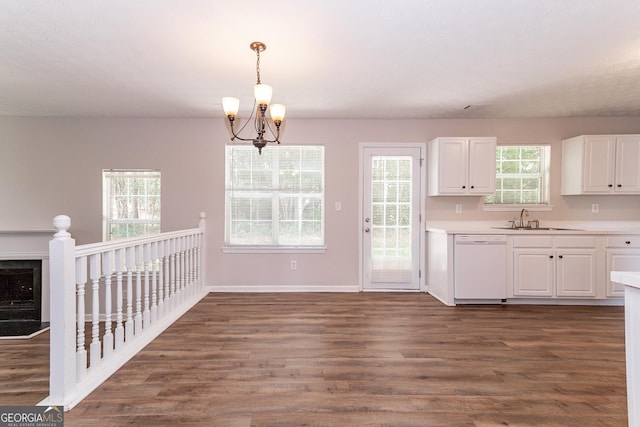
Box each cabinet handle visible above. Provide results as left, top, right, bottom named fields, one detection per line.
left=470, top=185, right=475, bottom=189
left=608, top=184, right=613, bottom=187
left=617, top=184, right=622, bottom=187
left=549, top=255, right=554, bottom=259
left=626, top=241, right=631, bottom=245
left=462, top=185, right=466, bottom=189
left=558, top=255, right=563, bottom=259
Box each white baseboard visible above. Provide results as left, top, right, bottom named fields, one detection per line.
left=206, top=285, right=360, bottom=293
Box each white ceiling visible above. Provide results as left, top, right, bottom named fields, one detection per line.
left=1, top=0, right=640, bottom=119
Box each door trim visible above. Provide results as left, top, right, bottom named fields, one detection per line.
left=358, top=142, right=427, bottom=292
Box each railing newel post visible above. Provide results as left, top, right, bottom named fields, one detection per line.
left=48, top=215, right=77, bottom=407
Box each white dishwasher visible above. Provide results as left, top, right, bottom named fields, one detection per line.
left=454, top=234, right=507, bottom=301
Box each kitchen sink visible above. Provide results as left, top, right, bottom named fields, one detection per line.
left=491, top=226, right=583, bottom=231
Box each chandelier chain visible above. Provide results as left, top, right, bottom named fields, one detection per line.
left=255, top=49, right=261, bottom=84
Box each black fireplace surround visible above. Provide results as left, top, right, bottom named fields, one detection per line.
left=0, top=259, right=43, bottom=336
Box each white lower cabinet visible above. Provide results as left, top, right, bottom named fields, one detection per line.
left=513, top=248, right=554, bottom=296
left=513, top=236, right=597, bottom=298
left=606, top=236, right=640, bottom=297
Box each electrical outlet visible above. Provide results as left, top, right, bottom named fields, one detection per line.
left=290, top=260, right=297, bottom=270
left=592, top=203, right=599, bottom=213
left=455, top=204, right=462, bottom=214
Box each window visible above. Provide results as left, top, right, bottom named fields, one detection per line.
left=225, top=145, right=324, bottom=248
left=103, top=169, right=161, bottom=240
left=484, top=145, right=550, bottom=208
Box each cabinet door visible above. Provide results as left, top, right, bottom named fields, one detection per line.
left=468, top=138, right=496, bottom=195
left=556, top=249, right=596, bottom=297
left=614, top=136, right=640, bottom=193
left=437, top=138, right=468, bottom=194
left=513, top=249, right=554, bottom=297
left=606, top=250, right=640, bottom=297
left=583, top=135, right=615, bottom=193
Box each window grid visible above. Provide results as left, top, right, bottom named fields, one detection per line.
left=485, top=146, right=549, bottom=205
left=371, top=157, right=412, bottom=259
left=226, top=146, right=324, bottom=246
left=103, top=170, right=161, bottom=241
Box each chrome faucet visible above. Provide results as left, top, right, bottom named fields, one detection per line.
left=519, top=208, right=529, bottom=228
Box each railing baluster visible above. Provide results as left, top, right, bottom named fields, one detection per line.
left=198, top=212, right=206, bottom=288
left=134, top=245, right=143, bottom=334
left=198, top=232, right=204, bottom=285
left=114, top=248, right=125, bottom=350
left=169, top=238, right=176, bottom=310
left=187, top=235, right=194, bottom=294
left=163, top=239, right=170, bottom=312
left=150, top=241, right=158, bottom=324
left=75, top=256, right=87, bottom=381
left=102, top=251, right=114, bottom=359
left=143, top=243, right=151, bottom=327
left=125, top=247, right=134, bottom=342
left=195, top=233, right=201, bottom=288
left=176, top=237, right=184, bottom=303
left=89, top=254, right=102, bottom=369
left=157, top=240, right=165, bottom=319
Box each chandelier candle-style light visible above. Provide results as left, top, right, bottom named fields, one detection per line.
left=222, top=41, right=286, bottom=154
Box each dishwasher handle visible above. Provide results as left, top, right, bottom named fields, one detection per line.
left=455, top=235, right=507, bottom=244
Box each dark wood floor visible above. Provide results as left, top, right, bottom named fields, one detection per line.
left=1, top=293, right=628, bottom=426
left=0, top=325, right=50, bottom=406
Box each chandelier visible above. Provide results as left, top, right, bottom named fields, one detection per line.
left=222, top=41, right=286, bottom=154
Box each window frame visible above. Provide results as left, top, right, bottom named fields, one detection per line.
left=223, top=145, right=327, bottom=254
left=102, top=169, right=162, bottom=241
left=483, top=144, right=552, bottom=212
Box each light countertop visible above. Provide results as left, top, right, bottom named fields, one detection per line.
left=611, top=271, right=640, bottom=290
left=426, top=221, right=640, bottom=235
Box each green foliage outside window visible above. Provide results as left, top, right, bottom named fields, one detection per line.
left=485, top=146, right=549, bottom=205
left=103, top=170, right=161, bottom=240
left=226, top=146, right=324, bottom=246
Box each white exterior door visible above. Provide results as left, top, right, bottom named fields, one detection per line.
left=361, top=144, right=424, bottom=291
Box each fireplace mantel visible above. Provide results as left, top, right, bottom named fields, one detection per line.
left=0, top=229, right=54, bottom=322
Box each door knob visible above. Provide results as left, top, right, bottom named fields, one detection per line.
left=364, top=227, right=370, bottom=233
left=365, top=218, right=370, bottom=223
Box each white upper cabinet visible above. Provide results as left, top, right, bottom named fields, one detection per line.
left=561, top=134, right=640, bottom=195
left=428, top=137, right=496, bottom=196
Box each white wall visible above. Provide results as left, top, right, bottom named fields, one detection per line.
left=2, top=116, right=640, bottom=289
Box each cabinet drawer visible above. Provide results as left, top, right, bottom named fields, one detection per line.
left=556, top=236, right=597, bottom=248
left=513, top=236, right=553, bottom=248
left=606, top=236, right=640, bottom=248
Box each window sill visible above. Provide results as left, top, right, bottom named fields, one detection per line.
left=222, top=246, right=327, bottom=254
left=483, top=204, right=553, bottom=212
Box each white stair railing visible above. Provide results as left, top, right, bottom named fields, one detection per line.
left=41, top=213, right=207, bottom=411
